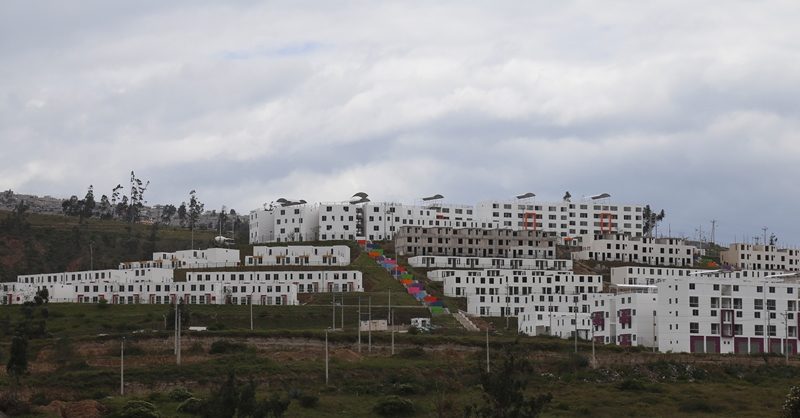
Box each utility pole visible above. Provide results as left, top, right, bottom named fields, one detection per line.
left=120, top=337, right=125, bottom=396
left=388, top=290, right=392, bottom=326
left=357, top=296, right=362, bottom=353
left=368, top=296, right=372, bottom=353
left=332, top=294, right=336, bottom=330
left=710, top=220, right=717, bottom=246
left=174, top=299, right=178, bottom=355
left=591, top=325, right=596, bottom=366
left=573, top=297, right=578, bottom=354
left=781, top=311, right=789, bottom=364
left=250, top=292, right=254, bottom=331
left=341, top=293, right=344, bottom=330
left=177, top=302, right=182, bottom=366
left=485, top=327, right=490, bottom=373
left=763, top=227, right=768, bottom=247
left=325, top=328, right=329, bottom=385
left=391, top=308, right=395, bottom=355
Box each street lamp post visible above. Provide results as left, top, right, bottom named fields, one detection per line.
left=573, top=297, right=578, bottom=354
left=324, top=328, right=329, bottom=385
left=357, top=296, right=362, bottom=353
left=120, top=336, right=125, bottom=396
left=250, top=292, right=255, bottom=331
left=368, top=296, right=372, bottom=353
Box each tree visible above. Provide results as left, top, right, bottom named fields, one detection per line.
left=188, top=191, right=204, bottom=232
left=783, top=385, right=800, bottom=418
left=6, top=335, right=28, bottom=385
left=126, top=171, right=150, bottom=223
left=770, top=233, right=779, bottom=246
left=202, top=371, right=239, bottom=418
left=166, top=301, right=191, bottom=329
left=238, top=379, right=257, bottom=418
left=160, top=204, right=177, bottom=225
left=642, top=205, right=666, bottom=237
left=99, top=194, right=112, bottom=219
left=111, top=184, right=124, bottom=219
left=467, top=346, right=552, bottom=418
left=177, top=203, right=188, bottom=227
left=82, top=185, right=96, bottom=222
left=36, top=288, right=49, bottom=304
left=218, top=206, right=229, bottom=235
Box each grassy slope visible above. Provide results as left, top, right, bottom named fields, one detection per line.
left=0, top=210, right=217, bottom=280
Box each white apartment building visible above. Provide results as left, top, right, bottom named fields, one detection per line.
left=185, top=270, right=363, bottom=293
left=6, top=268, right=298, bottom=306
left=571, top=234, right=696, bottom=267
left=250, top=194, right=645, bottom=244
left=517, top=293, right=599, bottom=339
left=720, top=243, right=800, bottom=271
left=245, top=245, right=350, bottom=267
left=474, top=199, right=644, bottom=238
left=120, top=248, right=241, bottom=270
left=657, top=274, right=800, bottom=354
left=411, top=256, right=572, bottom=272
left=448, top=268, right=602, bottom=317
left=610, top=267, right=784, bottom=286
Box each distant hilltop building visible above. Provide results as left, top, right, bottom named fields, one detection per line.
left=249, top=193, right=645, bottom=243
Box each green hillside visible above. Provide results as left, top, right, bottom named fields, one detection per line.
left=0, top=210, right=218, bottom=281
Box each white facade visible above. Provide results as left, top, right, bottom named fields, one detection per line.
left=411, top=256, right=571, bottom=272
left=250, top=195, right=646, bottom=244
left=245, top=245, right=350, bottom=267
left=450, top=269, right=603, bottom=317
left=571, top=234, right=696, bottom=267
left=6, top=268, right=297, bottom=306
left=657, top=274, right=800, bottom=354
left=720, top=243, right=800, bottom=271
left=121, top=248, right=241, bottom=270
left=185, top=270, right=363, bottom=293
left=474, top=199, right=645, bottom=238
left=610, top=267, right=784, bottom=286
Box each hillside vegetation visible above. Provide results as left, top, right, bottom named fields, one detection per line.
left=0, top=210, right=218, bottom=281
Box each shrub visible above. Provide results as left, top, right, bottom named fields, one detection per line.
left=30, top=392, right=49, bottom=406
left=783, top=385, right=800, bottom=418
left=177, top=397, right=204, bottom=415
left=168, top=387, right=193, bottom=402
left=209, top=340, right=247, bottom=354
left=393, top=383, right=417, bottom=395
left=0, top=393, right=32, bottom=416
left=97, top=299, right=109, bottom=309
left=373, top=396, right=415, bottom=417
left=394, top=347, right=425, bottom=359
left=678, top=398, right=717, bottom=413
left=616, top=379, right=646, bottom=392
left=407, top=326, right=419, bottom=335
left=114, top=400, right=161, bottom=418
left=298, top=394, right=319, bottom=408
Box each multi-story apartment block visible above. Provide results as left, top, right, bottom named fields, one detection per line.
left=412, top=256, right=571, bottom=272
left=7, top=268, right=298, bottom=306
left=120, top=248, right=241, bottom=270
left=395, top=227, right=557, bottom=258
left=449, top=269, right=602, bottom=317
left=610, top=267, right=784, bottom=286
left=250, top=194, right=646, bottom=244
left=517, top=293, right=599, bottom=338
left=571, top=234, right=697, bottom=267
left=657, top=273, right=800, bottom=354
left=474, top=199, right=644, bottom=238
left=720, top=243, right=800, bottom=271
left=185, top=270, right=363, bottom=293
left=245, top=245, right=350, bottom=267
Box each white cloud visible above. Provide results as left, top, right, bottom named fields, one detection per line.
left=2, top=1, right=800, bottom=243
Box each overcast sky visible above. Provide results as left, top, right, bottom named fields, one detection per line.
left=2, top=1, right=800, bottom=245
